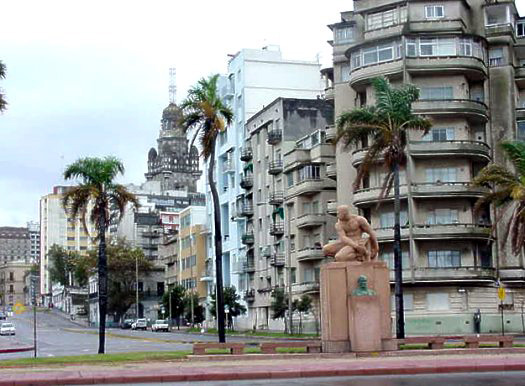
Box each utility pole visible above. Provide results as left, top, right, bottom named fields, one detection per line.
left=135, top=254, right=139, bottom=318
left=31, top=274, right=37, bottom=358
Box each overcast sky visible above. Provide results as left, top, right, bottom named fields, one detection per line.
left=1, top=1, right=524, bottom=227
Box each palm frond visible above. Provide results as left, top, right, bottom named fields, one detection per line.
left=500, top=141, right=525, bottom=177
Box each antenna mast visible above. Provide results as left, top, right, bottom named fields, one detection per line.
left=169, top=68, right=176, bottom=104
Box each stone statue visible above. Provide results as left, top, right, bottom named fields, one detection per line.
left=351, top=275, right=377, bottom=296
left=323, top=205, right=379, bottom=262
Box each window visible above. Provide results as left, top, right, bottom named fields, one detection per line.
left=427, top=293, right=450, bottom=311
left=286, top=173, right=294, bottom=187
left=425, top=167, right=457, bottom=183
left=426, top=209, right=459, bottom=225
left=420, top=38, right=456, bottom=56
left=459, top=38, right=472, bottom=56
left=340, top=63, right=350, bottom=82
left=422, top=128, right=455, bottom=141
left=406, top=38, right=417, bottom=57
left=489, top=48, right=503, bottom=67
left=419, top=86, right=453, bottom=100
left=518, top=21, right=525, bottom=37
left=518, top=121, right=525, bottom=141
left=391, top=293, right=414, bottom=311
left=427, top=250, right=461, bottom=267
left=335, top=26, right=353, bottom=44
left=380, top=211, right=408, bottom=228
left=298, top=165, right=320, bottom=181
left=425, top=5, right=444, bottom=19
left=367, top=7, right=407, bottom=30
left=352, top=53, right=361, bottom=69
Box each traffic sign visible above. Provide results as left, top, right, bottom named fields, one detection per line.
left=498, top=286, right=506, bottom=301
left=13, top=302, right=26, bottom=315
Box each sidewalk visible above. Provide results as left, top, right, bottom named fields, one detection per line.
left=1, top=352, right=525, bottom=385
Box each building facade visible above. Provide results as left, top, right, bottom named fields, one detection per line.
left=329, top=0, right=525, bottom=333
left=0, top=261, right=32, bottom=308
left=0, top=227, right=31, bottom=264
left=205, top=46, right=325, bottom=329
left=27, top=221, right=40, bottom=265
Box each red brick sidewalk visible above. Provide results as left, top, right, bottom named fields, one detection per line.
left=1, top=353, right=525, bottom=385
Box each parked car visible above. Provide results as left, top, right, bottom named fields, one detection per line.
left=0, top=322, right=15, bottom=336
left=0, top=312, right=6, bottom=320
left=151, top=319, right=169, bottom=332
left=120, top=319, right=134, bottom=329
left=131, top=318, right=147, bottom=330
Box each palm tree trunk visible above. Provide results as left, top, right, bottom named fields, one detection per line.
left=393, top=162, right=405, bottom=339
left=208, top=144, right=226, bottom=343
left=98, top=211, right=108, bottom=353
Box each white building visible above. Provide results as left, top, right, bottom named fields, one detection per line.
left=204, top=45, right=324, bottom=329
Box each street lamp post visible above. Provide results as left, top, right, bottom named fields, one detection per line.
left=135, top=253, right=139, bottom=319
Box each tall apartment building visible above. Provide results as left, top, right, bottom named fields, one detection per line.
left=40, top=186, right=95, bottom=303
left=329, top=0, right=525, bottom=333
left=239, top=98, right=335, bottom=330
left=0, top=227, right=30, bottom=263
left=27, top=222, right=40, bottom=264
left=205, top=46, right=324, bottom=329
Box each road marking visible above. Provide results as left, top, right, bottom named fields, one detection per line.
left=46, top=354, right=55, bottom=357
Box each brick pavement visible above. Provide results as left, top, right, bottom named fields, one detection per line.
left=1, top=352, right=525, bottom=385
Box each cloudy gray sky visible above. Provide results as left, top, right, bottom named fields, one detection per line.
left=1, top=1, right=524, bottom=226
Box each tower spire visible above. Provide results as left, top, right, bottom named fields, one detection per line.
left=169, top=68, right=176, bottom=104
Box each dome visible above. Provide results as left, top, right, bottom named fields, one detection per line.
left=162, top=102, right=183, bottom=122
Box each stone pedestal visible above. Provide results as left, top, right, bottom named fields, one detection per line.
left=321, top=261, right=391, bottom=353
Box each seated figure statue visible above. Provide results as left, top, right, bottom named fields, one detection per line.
left=323, top=205, right=379, bottom=262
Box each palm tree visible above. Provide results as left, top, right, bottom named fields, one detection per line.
left=62, top=156, right=139, bottom=353
left=180, top=74, right=233, bottom=343
left=473, top=141, right=525, bottom=255
left=0, top=60, right=7, bottom=112
left=336, top=77, right=431, bottom=339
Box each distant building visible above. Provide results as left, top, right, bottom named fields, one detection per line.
left=0, top=227, right=30, bottom=264
left=0, top=261, right=32, bottom=308
left=27, top=221, right=40, bottom=265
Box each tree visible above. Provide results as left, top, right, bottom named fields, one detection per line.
left=0, top=60, right=6, bottom=113
left=48, top=244, right=88, bottom=287
left=62, top=157, right=139, bottom=354
left=87, top=239, right=152, bottom=323
left=271, top=287, right=290, bottom=332
left=162, top=284, right=186, bottom=329
left=210, top=286, right=247, bottom=330
left=473, top=141, right=525, bottom=255
left=336, top=77, right=432, bottom=339
left=293, top=295, right=312, bottom=334
left=180, top=74, right=233, bottom=342
left=184, top=292, right=205, bottom=325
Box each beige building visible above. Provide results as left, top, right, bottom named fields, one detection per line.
left=0, top=261, right=32, bottom=308
left=239, top=97, right=335, bottom=330
left=40, top=186, right=95, bottom=303
left=329, top=0, right=525, bottom=333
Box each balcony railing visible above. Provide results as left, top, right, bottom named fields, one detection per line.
left=412, top=99, right=488, bottom=123
left=240, top=204, right=254, bottom=217
left=296, top=213, right=326, bottom=228
left=271, top=253, right=285, bottom=267
left=325, top=125, right=336, bottom=142
left=294, top=282, right=320, bottom=294
left=267, top=129, right=283, bottom=145
left=240, top=147, right=253, bottom=161
left=244, top=288, right=256, bottom=301
left=244, top=260, right=256, bottom=273
left=240, top=175, right=253, bottom=190
left=411, top=182, right=488, bottom=198
left=409, top=140, right=490, bottom=160
left=269, top=222, right=285, bottom=236
left=297, top=247, right=324, bottom=261
left=241, top=232, right=255, bottom=245
left=268, top=191, right=284, bottom=205
left=326, top=163, right=337, bottom=180
left=268, top=160, right=284, bottom=175
left=327, top=200, right=338, bottom=215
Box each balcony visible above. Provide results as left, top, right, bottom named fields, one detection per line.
left=412, top=266, right=496, bottom=282
left=326, top=163, right=337, bottom=180
left=412, top=99, right=489, bottom=123
left=350, top=60, right=404, bottom=88
left=262, top=246, right=272, bottom=257
left=516, top=67, right=525, bottom=87
left=351, top=147, right=382, bottom=167
left=324, top=86, right=334, bottom=100
left=268, top=160, right=283, bottom=175
left=244, top=289, right=256, bottom=302
left=267, top=129, right=282, bottom=145
left=241, top=232, right=255, bottom=245
left=325, top=125, right=336, bottom=143
left=269, top=222, right=285, bottom=237
left=485, top=23, right=515, bottom=38
left=374, top=226, right=411, bottom=242
left=352, top=185, right=408, bottom=207
left=412, top=223, right=491, bottom=240
left=327, top=200, right=338, bottom=215
left=271, top=253, right=285, bottom=267
left=409, top=140, right=490, bottom=161
left=297, top=247, right=324, bottom=262
left=296, top=213, right=326, bottom=229
left=240, top=147, right=253, bottom=161
left=268, top=191, right=284, bottom=205
left=240, top=175, right=253, bottom=190
left=294, top=282, right=320, bottom=294
left=244, top=260, right=256, bottom=273
left=240, top=204, right=254, bottom=217
left=408, top=18, right=466, bottom=34
left=286, top=178, right=336, bottom=199
left=406, top=56, right=486, bottom=81
left=517, top=107, right=525, bottom=120
left=200, top=269, right=214, bottom=282
left=223, top=161, right=235, bottom=174
left=411, top=182, right=488, bottom=199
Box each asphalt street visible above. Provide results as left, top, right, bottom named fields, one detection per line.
left=105, top=372, right=525, bottom=386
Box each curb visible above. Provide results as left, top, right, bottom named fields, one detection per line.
left=2, top=355, right=525, bottom=385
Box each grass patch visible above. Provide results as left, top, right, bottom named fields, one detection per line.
left=0, top=351, right=190, bottom=367
left=187, top=328, right=319, bottom=339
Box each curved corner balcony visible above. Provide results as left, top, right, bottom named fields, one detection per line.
left=409, top=140, right=490, bottom=161
left=516, top=67, right=525, bottom=87
left=296, top=213, right=326, bottom=229
left=408, top=18, right=467, bottom=33
left=326, top=163, right=337, bottom=180
left=240, top=175, right=253, bottom=190
left=413, top=223, right=491, bottom=240
left=352, top=185, right=408, bottom=207
left=517, top=107, right=525, bottom=120
left=267, top=129, right=282, bottom=145
left=294, top=282, right=321, bottom=294
left=412, top=99, right=489, bottom=123
left=268, top=191, right=284, bottom=205
left=296, top=247, right=325, bottom=262
left=413, top=266, right=496, bottom=283
left=285, top=178, right=336, bottom=199
left=411, top=182, right=488, bottom=199
left=349, top=60, right=404, bottom=88
left=268, top=160, right=283, bottom=175
left=406, top=56, right=486, bottom=81
left=325, top=125, right=336, bottom=143
left=374, top=226, right=410, bottom=242
left=327, top=200, right=338, bottom=215
left=351, top=147, right=378, bottom=167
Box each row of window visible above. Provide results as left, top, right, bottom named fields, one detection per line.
left=181, top=255, right=196, bottom=270
left=379, top=208, right=462, bottom=228
left=381, top=249, right=462, bottom=268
